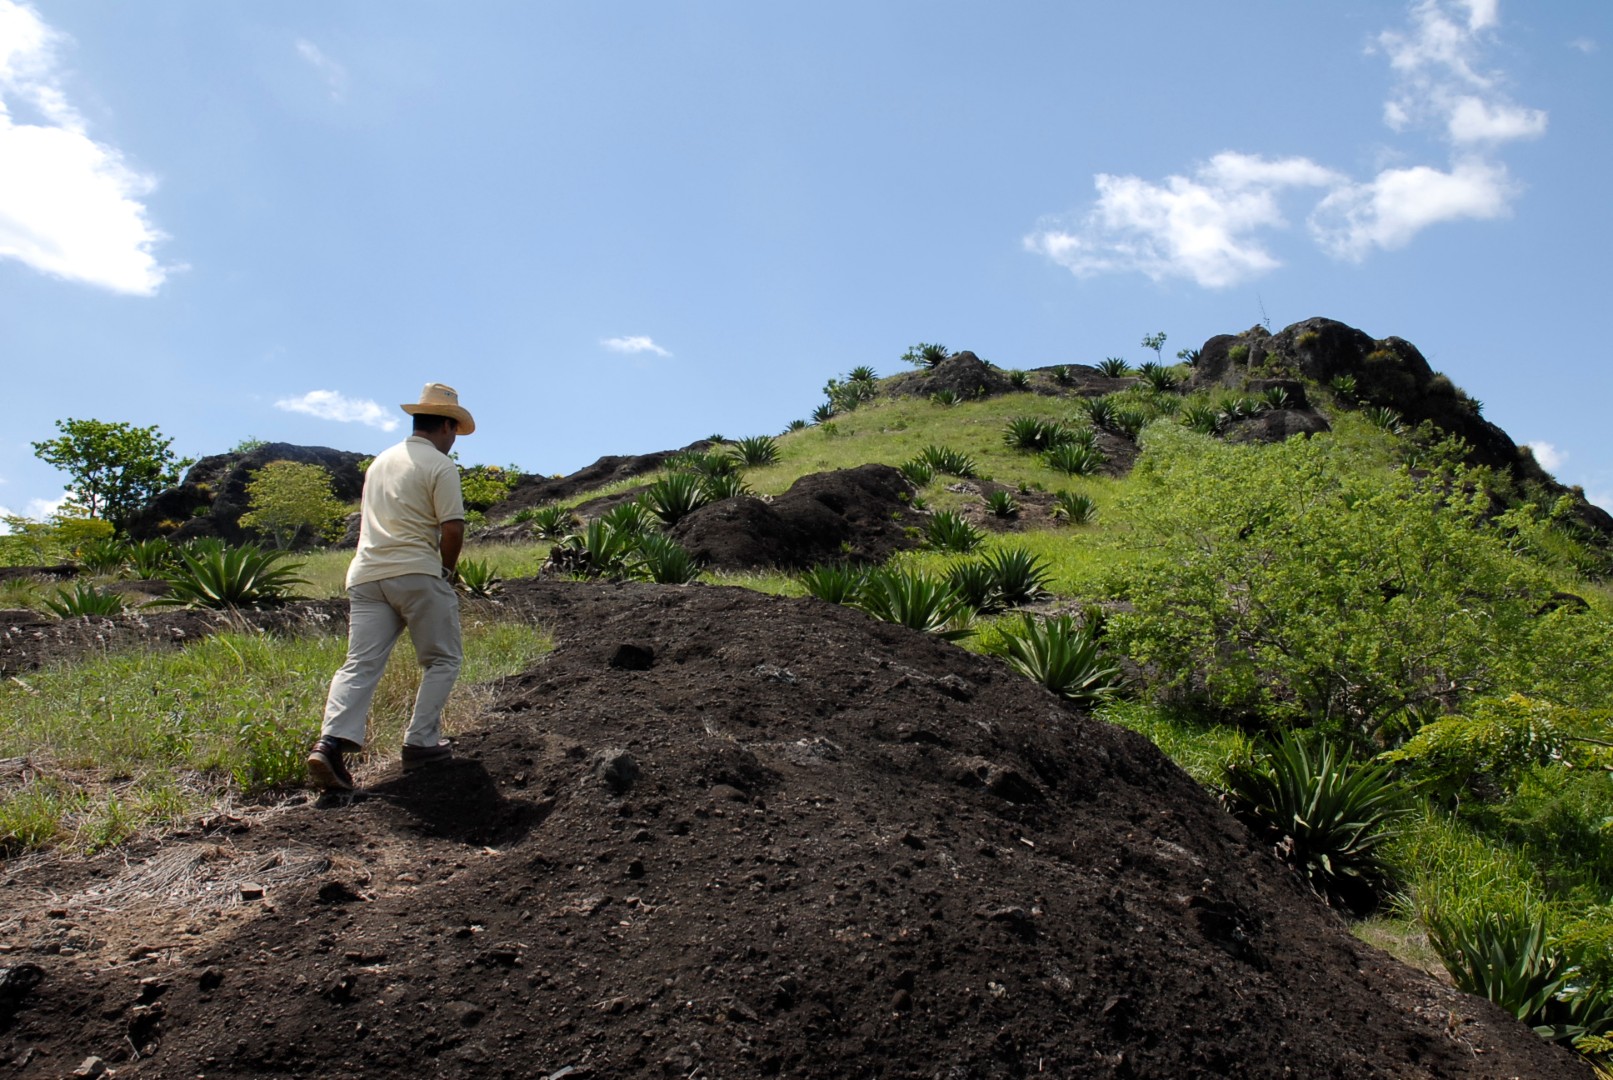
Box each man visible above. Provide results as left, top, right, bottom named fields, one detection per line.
left=306, top=382, right=474, bottom=792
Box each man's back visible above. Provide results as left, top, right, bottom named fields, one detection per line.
left=346, top=436, right=465, bottom=588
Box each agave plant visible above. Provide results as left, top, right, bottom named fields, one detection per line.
left=930, top=389, right=962, bottom=407
left=516, top=503, right=576, bottom=539
left=1261, top=385, right=1292, bottom=410
left=993, top=613, right=1120, bottom=704
left=1096, top=357, right=1130, bottom=378
left=633, top=533, right=702, bottom=584
left=1219, top=734, right=1408, bottom=911
left=916, top=444, right=977, bottom=478
left=980, top=547, right=1052, bottom=606
left=1050, top=490, right=1097, bottom=525
left=1046, top=442, right=1105, bottom=477
left=925, top=510, right=984, bottom=554
left=786, top=418, right=808, bottom=432
left=1139, top=364, right=1178, bottom=393
left=1003, top=416, right=1049, bottom=451
left=732, top=435, right=780, bottom=467
left=75, top=538, right=130, bottom=574
left=158, top=543, right=307, bottom=609
left=1329, top=373, right=1359, bottom=401
left=701, top=472, right=751, bottom=501
left=1110, top=407, right=1150, bottom=439
left=901, top=342, right=950, bottom=369
left=454, top=558, right=502, bottom=598
left=945, top=560, right=999, bottom=611
left=1176, top=347, right=1202, bottom=366
left=899, top=459, right=936, bottom=488
left=42, top=583, right=127, bottom=618
left=1365, top=406, right=1405, bottom=435
left=1006, top=369, right=1031, bottom=390
left=983, top=491, right=1019, bottom=519
left=547, top=520, right=639, bottom=579
left=1180, top=403, right=1223, bottom=435
left=1216, top=394, right=1264, bottom=422
left=811, top=403, right=836, bottom=424
left=1079, top=395, right=1119, bottom=429
left=127, top=538, right=176, bottom=579
left=847, top=365, right=878, bottom=383
left=798, top=563, right=867, bottom=605
left=601, top=500, right=658, bottom=536
left=672, top=451, right=742, bottom=480
left=1050, top=364, right=1073, bottom=385
left=640, top=473, right=710, bottom=527
left=854, top=568, right=974, bottom=640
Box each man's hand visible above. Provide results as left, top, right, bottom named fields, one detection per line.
left=439, top=519, right=465, bottom=577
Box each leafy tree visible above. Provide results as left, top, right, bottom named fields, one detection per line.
left=31, top=419, right=192, bottom=530
left=238, top=461, right=349, bottom=549
left=1141, top=331, right=1167, bottom=366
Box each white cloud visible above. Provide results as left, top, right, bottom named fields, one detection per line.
left=295, top=38, right=347, bottom=101
left=1525, top=441, right=1566, bottom=473
left=601, top=335, right=672, bottom=357
left=1027, top=0, right=1544, bottom=287
left=275, top=390, right=400, bottom=431
left=0, top=0, right=168, bottom=295
left=1024, top=153, right=1343, bottom=289
left=1309, top=157, right=1515, bottom=259
left=1568, top=37, right=1598, bottom=55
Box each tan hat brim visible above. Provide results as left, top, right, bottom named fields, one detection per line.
left=401, top=402, right=476, bottom=435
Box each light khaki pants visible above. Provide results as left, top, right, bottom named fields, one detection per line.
left=321, top=573, right=462, bottom=749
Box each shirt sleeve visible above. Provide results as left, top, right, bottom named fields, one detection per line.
left=433, top=458, right=467, bottom=524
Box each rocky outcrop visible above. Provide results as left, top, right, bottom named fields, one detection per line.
left=126, top=443, right=368, bottom=546
left=494, top=439, right=721, bottom=517
left=669, top=463, right=923, bottom=569
left=886, top=351, right=1015, bottom=401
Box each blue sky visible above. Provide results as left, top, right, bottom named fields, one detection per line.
left=2, top=0, right=1610, bottom=520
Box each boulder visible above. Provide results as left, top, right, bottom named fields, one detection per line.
left=887, top=351, right=1015, bottom=401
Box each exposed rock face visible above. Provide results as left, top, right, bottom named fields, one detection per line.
left=669, top=463, right=923, bottom=569
left=1193, top=317, right=1612, bottom=540
left=496, top=440, right=721, bottom=516
left=126, top=443, right=369, bottom=546
left=1224, top=408, right=1332, bottom=444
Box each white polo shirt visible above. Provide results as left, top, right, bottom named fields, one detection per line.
left=346, top=436, right=467, bottom=589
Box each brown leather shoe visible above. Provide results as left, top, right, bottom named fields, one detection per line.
left=401, top=740, right=453, bottom=770
left=307, top=737, right=355, bottom=792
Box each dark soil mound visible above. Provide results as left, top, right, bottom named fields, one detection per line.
left=670, top=464, right=924, bottom=569
left=0, top=582, right=1586, bottom=1079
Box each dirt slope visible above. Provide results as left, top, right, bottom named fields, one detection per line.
left=0, top=581, right=1589, bottom=1079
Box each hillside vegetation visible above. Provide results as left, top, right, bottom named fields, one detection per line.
left=4, top=315, right=1612, bottom=1067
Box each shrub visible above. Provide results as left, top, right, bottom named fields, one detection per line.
left=1227, top=343, right=1250, bottom=364
left=980, top=547, right=1052, bottom=605
left=1046, top=443, right=1105, bottom=476
left=930, top=389, right=961, bottom=407
left=1050, top=490, right=1097, bottom=525
left=634, top=533, right=702, bottom=584
left=733, top=435, right=780, bottom=467
left=239, top=460, right=349, bottom=548
left=455, top=558, right=502, bottom=598
left=901, top=343, right=950, bottom=369
left=1096, top=357, right=1129, bottom=377
left=799, top=563, right=867, bottom=604
left=1051, top=365, right=1072, bottom=385
left=515, top=504, right=576, bottom=539
left=42, top=583, right=127, bottom=618
left=992, top=613, right=1120, bottom=704
left=984, top=491, right=1019, bottom=519
left=641, top=473, right=710, bottom=527
left=1176, top=347, right=1201, bottom=366
left=1365, top=406, right=1404, bottom=434
left=854, top=568, right=974, bottom=639
left=1006, top=369, right=1030, bottom=390
left=916, top=444, right=977, bottom=478
left=926, top=510, right=984, bottom=553
left=1219, top=734, right=1408, bottom=911
left=157, top=543, right=307, bottom=609
left=458, top=463, right=519, bottom=512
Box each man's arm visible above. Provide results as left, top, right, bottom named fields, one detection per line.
left=439, top=520, right=465, bottom=576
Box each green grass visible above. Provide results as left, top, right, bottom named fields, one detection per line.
left=1094, top=700, right=1254, bottom=787
left=0, top=616, right=552, bottom=853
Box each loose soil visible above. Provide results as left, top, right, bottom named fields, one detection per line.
left=0, top=581, right=1590, bottom=1078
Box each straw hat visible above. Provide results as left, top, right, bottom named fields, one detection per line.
left=401, top=382, right=475, bottom=435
